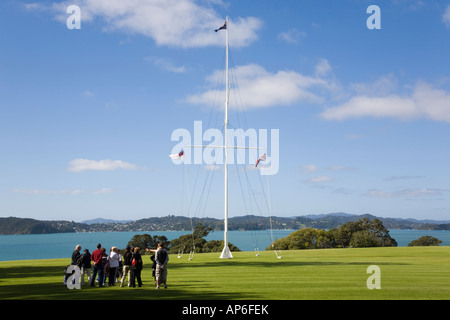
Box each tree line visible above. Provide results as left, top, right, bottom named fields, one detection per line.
left=126, top=219, right=443, bottom=254
left=269, top=218, right=398, bottom=250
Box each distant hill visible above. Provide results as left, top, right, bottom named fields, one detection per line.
left=81, top=218, right=133, bottom=225
left=0, top=217, right=82, bottom=235
left=1, top=213, right=450, bottom=235
left=300, top=212, right=355, bottom=219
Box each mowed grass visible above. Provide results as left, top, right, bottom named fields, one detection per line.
left=0, top=246, right=449, bottom=300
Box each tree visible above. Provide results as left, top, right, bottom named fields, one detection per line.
left=349, top=230, right=379, bottom=248
left=168, top=223, right=240, bottom=253
left=269, top=228, right=333, bottom=250
left=408, top=236, right=442, bottom=246
left=169, top=233, right=208, bottom=254
left=335, top=218, right=397, bottom=248
left=127, top=234, right=169, bottom=252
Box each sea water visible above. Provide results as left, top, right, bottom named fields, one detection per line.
left=0, top=229, right=449, bottom=261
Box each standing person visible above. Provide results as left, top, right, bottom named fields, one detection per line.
left=100, top=248, right=108, bottom=286
left=65, top=245, right=81, bottom=285
left=120, top=246, right=133, bottom=287
left=131, top=247, right=143, bottom=288
left=80, top=249, right=91, bottom=286
left=116, top=249, right=123, bottom=283
left=71, top=245, right=82, bottom=265
left=150, top=254, right=156, bottom=285
left=155, top=242, right=169, bottom=289
left=107, top=246, right=120, bottom=286
left=90, top=243, right=104, bottom=287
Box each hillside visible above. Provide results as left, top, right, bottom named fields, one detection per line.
left=0, top=217, right=83, bottom=235
left=1, top=213, right=449, bottom=235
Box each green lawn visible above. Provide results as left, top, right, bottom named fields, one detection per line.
left=1, top=246, right=449, bottom=300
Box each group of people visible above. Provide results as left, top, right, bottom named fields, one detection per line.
left=69, top=242, right=169, bottom=289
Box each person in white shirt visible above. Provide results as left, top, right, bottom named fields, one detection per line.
left=107, top=246, right=120, bottom=286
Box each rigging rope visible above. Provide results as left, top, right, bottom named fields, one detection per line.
left=178, top=45, right=281, bottom=259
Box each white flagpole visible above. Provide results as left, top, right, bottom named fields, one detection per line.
left=220, top=16, right=233, bottom=259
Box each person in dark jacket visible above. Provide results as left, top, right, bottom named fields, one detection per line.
left=120, top=245, right=134, bottom=287
left=65, top=244, right=81, bottom=285
left=71, top=245, right=81, bottom=265
left=155, top=242, right=169, bottom=289
left=80, top=249, right=91, bottom=286
left=130, top=247, right=143, bottom=288
left=150, top=254, right=156, bottom=284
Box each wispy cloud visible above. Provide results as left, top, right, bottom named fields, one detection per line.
left=83, top=90, right=95, bottom=97
left=443, top=5, right=450, bottom=28
left=326, top=166, right=355, bottom=172
left=385, top=175, right=425, bottom=181
left=301, top=164, right=317, bottom=173
left=67, top=159, right=138, bottom=172
left=145, top=56, right=186, bottom=73
left=315, top=58, right=332, bottom=77
left=277, top=28, right=307, bottom=44
left=363, top=188, right=445, bottom=199
left=308, top=176, right=335, bottom=183
left=345, top=134, right=364, bottom=140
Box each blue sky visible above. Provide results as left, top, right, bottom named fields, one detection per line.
left=1, top=0, right=450, bottom=222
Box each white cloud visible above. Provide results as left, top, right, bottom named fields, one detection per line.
left=320, top=81, right=450, bottom=123
left=45, top=0, right=262, bottom=48
left=68, top=159, right=138, bottom=172
left=320, top=95, right=417, bottom=121
left=443, top=5, right=450, bottom=28
left=186, top=64, right=333, bottom=109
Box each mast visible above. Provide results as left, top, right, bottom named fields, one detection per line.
left=220, top=16, right=233, bottom=259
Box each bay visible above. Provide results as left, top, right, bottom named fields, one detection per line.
left=0, top=229, right=449, bottom=262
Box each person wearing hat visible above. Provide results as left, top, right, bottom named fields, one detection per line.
left=120, top=245, right=134, bottom=287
